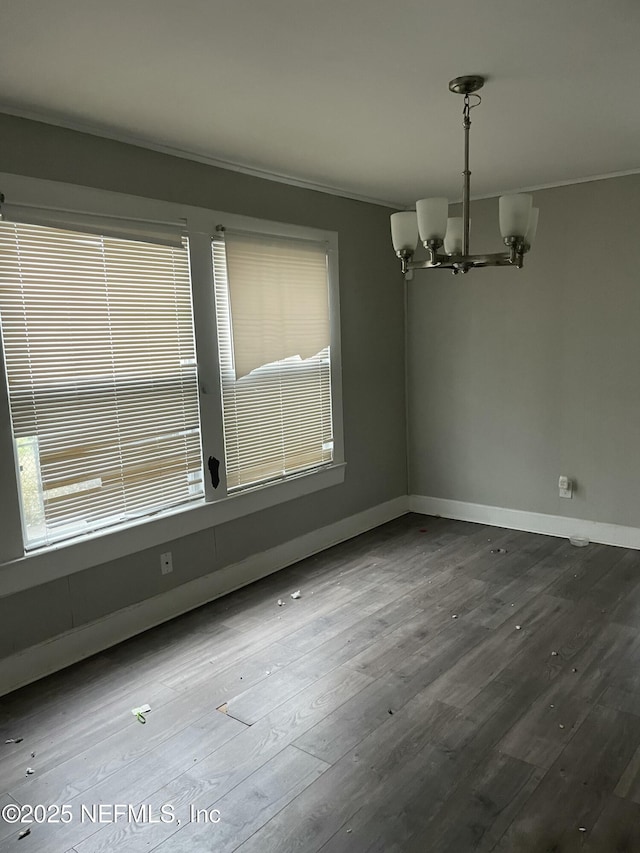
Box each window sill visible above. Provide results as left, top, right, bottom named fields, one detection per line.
left=0, top=462, right=346, bottom=596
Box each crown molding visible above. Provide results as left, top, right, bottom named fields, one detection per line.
left=423, top=169, right=640, bottom=210
left=1, top=103, right=638, bottom=213
left=0, top=103, right=403, bottom=210
left=466, top=169, right=640, bottom=204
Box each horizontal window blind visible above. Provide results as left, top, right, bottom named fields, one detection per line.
left=1, top=202, right=186, bottom=248
left=224, top=230, right=330, bottom=378
left=213, top=232, right=333, bottom=490
left=0, top=221, right=203, bottom=548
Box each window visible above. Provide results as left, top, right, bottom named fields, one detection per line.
left=0, top=174, right=344, bottom=565
left=0, top=221, right=202, bottom=548
left=213, top=229, right=333, bottom=490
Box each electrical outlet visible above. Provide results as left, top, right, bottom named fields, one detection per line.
left=160, top=551, right=173, bottom=574
left=558, top=475, right=573, bottom=499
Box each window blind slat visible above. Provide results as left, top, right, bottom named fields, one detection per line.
left=0, top=221, right=203, bottom=549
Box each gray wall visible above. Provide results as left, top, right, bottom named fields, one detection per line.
left=0, top=114, right=407, bottom=658
left=408, top=174, right=640, bottom=527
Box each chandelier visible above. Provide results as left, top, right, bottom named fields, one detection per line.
left=390, top=75, right=539, bottom=275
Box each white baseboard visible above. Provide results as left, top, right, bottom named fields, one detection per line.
left=0, top=496, right=409, bottom=697
left=409, top=494, right=640, bottom=550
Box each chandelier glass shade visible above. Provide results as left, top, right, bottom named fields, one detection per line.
left=391, top=76, right=538, bottom=275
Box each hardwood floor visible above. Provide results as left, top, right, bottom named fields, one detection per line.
left=2, top=513, right=640, bottom=852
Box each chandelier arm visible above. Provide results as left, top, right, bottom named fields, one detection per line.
left=406, top=249, right=525, bottom=272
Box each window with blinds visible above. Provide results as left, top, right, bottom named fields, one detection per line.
left=213, top=230, right=333, bottom=491
left=0, top=221, right=203, bottom=548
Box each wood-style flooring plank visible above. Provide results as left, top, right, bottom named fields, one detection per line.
left=402, top=752, right=544, bottom=853
left=232, top=676, right=514, bottom=853
left=0, top=711, right=245, bottom=853
left=294, top=621, right=488, bottom=764
left=426, top=592, right=571, bottom=708
left=6, top=684, right=246, bottom=806
left=57, top=666, right=374, bottom=853
left=2, top=514, right=640, bottom=853
left=499, top=620, right=638, bottom=768
left=494, top=703, right=640, bottom=852
left=581, top=794, right=640, bottom=851
left=0, top=794, right=21, bottom=843
left=0, top=678, right=179, bottom=784
left=76, top=746, right=329, bottom=853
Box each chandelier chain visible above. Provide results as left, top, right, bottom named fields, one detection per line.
left=462, top=93, right=482, bottom=125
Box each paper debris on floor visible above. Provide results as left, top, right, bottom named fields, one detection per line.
left=5, top=737, right=23, bottom=744
left=290, top=590, right=301, bottom=599
left=131, top=703, right=151, bottom=723
left=25, top=767, right=34, bottom=776
left=277, top=599, right=285, bottom=606
left=18, top=828, right=31, bottom=840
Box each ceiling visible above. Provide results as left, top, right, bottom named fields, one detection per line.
left=1, top=0, right=638, bottom=208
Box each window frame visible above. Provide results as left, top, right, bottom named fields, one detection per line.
left=0, top=173, right=345, bottom=595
